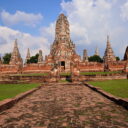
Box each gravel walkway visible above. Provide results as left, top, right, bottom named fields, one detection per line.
left=0, top=83, right=128, bottom=128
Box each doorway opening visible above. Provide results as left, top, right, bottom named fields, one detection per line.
left=61, top=61, right=65, bottom=70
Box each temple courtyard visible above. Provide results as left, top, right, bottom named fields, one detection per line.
left=0, top=82, right=128, bottom=128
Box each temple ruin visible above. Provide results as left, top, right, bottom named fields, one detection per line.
left=0, top=14, right=127, bottom=74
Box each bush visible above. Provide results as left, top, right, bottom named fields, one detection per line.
left=88, top=55, right=103, bottom=62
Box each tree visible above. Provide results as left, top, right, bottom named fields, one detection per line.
left=27, top=53, right=39, bottom=63
left=88, top=55, right=103, bottom=63
left=116, top=56, right=120, bottom=61
left=3, top=53, right=11, bottom=64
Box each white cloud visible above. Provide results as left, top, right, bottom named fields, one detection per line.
left=0, top=10, right=43, bottom=27
left=0, top=0, right=127, bottom=60
left=0, top=26, right=49, bottom=60
left=40, top=22, right=55, bottom=44
left=61, top=0, right=113, bottom=43
left=60, top=0, right=128, bottom=58
left=121, top=1, right=128, bottom=21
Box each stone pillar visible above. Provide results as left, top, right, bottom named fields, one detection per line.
left=0, top=57, right=2, bottom=64
left=38, top=50, right=43, bottom=64
left=94, top=47, right=99, bottom=56
left=83, top=49, right=88, bottom=62
left=25, top=48, right=30, bottom=64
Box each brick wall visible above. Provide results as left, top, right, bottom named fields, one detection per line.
left=0, top=64, right=22, bottom=74
left=22, top=64, right=52, bottom=73
left=79, top=62, right=104, bottom=72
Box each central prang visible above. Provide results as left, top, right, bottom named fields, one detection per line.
left=46, top=13, right=81, bottom=73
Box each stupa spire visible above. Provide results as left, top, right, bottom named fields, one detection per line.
left=94, top=47, right=99, bottom=56
left=124, top=46, right=128, bottom=61
left=9, top=39, right=23, bottom=65
left=25, top=48, right=31, bottom=64
left=83, top=49, right=88, bottom=62
left=107, top=35, right=109, bottom=42
left=103, top=35, right=116, bottom=63
left=55, top=13, right=70, bottom=41
left=0, top=56, right=2, bottom=64
left=38, top=50, right=43, bottom=64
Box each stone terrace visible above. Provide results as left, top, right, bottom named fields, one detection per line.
left=0, top=83, right=128, bottom=128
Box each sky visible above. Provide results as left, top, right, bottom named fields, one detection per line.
left=0, top=0, right=128, bottom=60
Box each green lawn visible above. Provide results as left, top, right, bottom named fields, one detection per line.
left=80, top=71, right=122, bottom=75
left=88, top=79, right=128, bottom=98
left=11, top=73, right=49, bottom=76
left=0, top=83, right=39, bottom=101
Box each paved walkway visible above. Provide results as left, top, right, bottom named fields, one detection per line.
left=0, top=83, right=128, bottom=128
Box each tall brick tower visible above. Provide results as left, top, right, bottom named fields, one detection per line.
left=94, top=47, right=99, bottom=56
left=9, top=39, right=23, bottom=65
left=124, top=46, right=128, bottom=61
left=47, top=13, right=80, bottom=72
left=38, top=50, right=43, bottom=64
left=25, top=48, right=30, bottom=64
left=103, top=36, right=116, bottom=63
left=83, top=49, right=88, bottom=62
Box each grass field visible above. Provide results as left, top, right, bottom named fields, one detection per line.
left=88, top=79, right=128, bottom=98
left=0, top=83, right=39, bottom=101
left=80, top=71, right=122, bottom=75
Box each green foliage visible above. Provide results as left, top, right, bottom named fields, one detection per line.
left=116, top=56, right=120, bottom=61
left=2, top=53, right=11, bottom=64
left=88, top=79, right=128, bottom=98
left=0, top=83, right=39, bottom=101
left=27, top=53, right=39, bottom=63
left=88, top=55, right=103, bottom=63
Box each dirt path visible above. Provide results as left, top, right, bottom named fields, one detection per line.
left=0, top=83, right=128, bottom=128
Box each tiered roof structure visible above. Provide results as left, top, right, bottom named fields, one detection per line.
left=38, top=50, right=43, bottom=64
left=124, top=46, right=128, bottom=61
left=83, top=49, right=88, bottom=62
left=94, top=47, right=99, bottom=56
left=103, top=36, right=116, bottom=63
left=46, top=13, right=80, bottom=71
left=9, top=39, right=23, bottom=65
left=25, top=48, right=30, bottom=64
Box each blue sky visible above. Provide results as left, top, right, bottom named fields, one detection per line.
left=0, top=0, right=66, bottom=34
left=0, top=0, right=128, bottom=60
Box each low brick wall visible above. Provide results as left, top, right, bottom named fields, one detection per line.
left=0, top=85, right=43, bottom=112
left=79, top=73, right=127, bottom=81
left=84, top=82, right=128, bottom=110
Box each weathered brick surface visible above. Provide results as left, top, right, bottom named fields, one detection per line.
left=0, top=83, right=128, bottom=127
left=79, top=62, right=104, bottom=72
left=22, top=64, right=51, bottom=73
left=108, top=61, right=126, bottom=71
left=0, top=64, right=21, bottom=74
